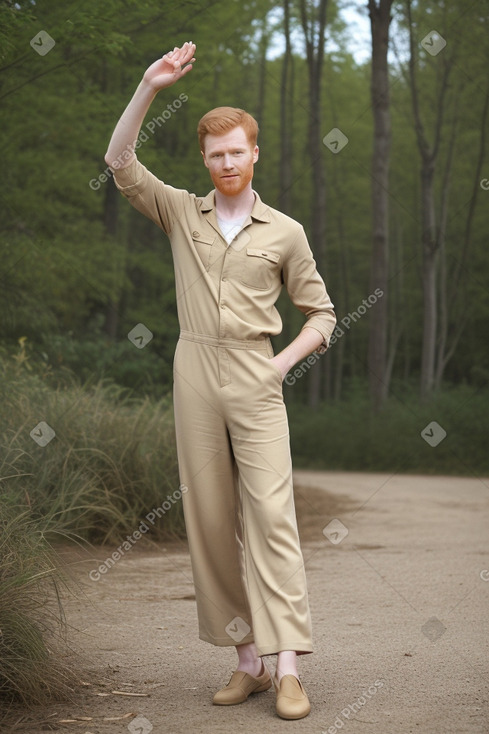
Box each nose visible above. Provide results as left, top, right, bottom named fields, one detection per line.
left=222, top=153, right=234, bottom=169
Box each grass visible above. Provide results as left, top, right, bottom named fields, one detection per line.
left=288, top=379, right=489, bottom=476
left=0, top=356, right=183, bottom=714
left=1, top=350, right=487, bottom=714
left=0, top=503, right=76, bottom=713
left=1, top=363, right=183, bottom=544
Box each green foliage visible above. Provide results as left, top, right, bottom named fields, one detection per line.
left=0, top=502, right=75, bottom=709
left=289, top=380, right=489, bottom=475
left=1, top=0, right=488, bottom=394
left=1, top=0, right=487, bottom=714
left=40, top=330, right=176, bottom=397
left=0, top=358, right=183, bottom=543
left=0, top=343, right=182, bottom=709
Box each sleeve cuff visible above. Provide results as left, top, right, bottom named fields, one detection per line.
left=301, top=323, right=329, bottom=353
left=111, top=157, right=144, bottom=193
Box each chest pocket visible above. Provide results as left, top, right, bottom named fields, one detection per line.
left=241, top=248, right=281, bottom=290
left=191, top=231, right=215, bottom=270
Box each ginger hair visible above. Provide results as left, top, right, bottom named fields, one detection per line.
left=197, top=107, right=259, bottom=152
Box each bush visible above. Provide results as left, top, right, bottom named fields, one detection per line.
left=0, top=360, right=183, bottom=544
left=0, top=502, right=75, bottom=710
left=38, top=331, right=175, bottom=399
left=288, top=381, right=489, bottom=475
left=0, top=356, right=183, bottom=710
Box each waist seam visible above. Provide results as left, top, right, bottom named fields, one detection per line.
left=179, top=330, right=271, bottom=350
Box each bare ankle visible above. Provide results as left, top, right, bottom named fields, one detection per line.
left=276, top=651, right=298, bottom=682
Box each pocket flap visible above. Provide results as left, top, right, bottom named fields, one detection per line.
left=246, top=248, right=280, bottom=263
left=192, top=232, right=215, bottom=245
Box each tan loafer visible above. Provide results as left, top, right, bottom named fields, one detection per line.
left=213, top=661, right=272, bottom=705
left=273, top=673, right=311, bottom=720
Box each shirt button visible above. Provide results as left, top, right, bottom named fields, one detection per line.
left=192, top=230, right=200, bottom=237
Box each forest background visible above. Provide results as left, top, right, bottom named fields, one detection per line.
left=1, top=0, right=489, bottom=510
left=1, top=0, right=488, bottom=711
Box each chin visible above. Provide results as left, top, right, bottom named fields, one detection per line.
left=216, top=182, right=242, bottom=195
left=214, top=177, right=253, bottom=196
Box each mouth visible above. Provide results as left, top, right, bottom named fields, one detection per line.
left=221, top=174, right=239, bottom=179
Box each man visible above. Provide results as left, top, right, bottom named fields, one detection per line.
left=105, top=41, right=336, bottom=721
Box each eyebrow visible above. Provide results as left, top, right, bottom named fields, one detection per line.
left=209, top=147, right=246, bottom=155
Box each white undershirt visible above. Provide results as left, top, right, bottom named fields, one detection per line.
left=217, top=215, right=247, bottom=245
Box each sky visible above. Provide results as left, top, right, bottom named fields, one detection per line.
left=265, top=2, right=373, bottom=65
left=340, top=3, right=372, bottom=64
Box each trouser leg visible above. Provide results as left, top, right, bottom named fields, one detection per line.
left=225, top=347, right=313, bottom=656
left=173, top=338, right=254, bottom=646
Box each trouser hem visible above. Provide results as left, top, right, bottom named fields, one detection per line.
left=256, top=643, right=313, bottom=656
left=198, top=632, right=255, bottom=647
left=198, top=632, right=313, bottom=656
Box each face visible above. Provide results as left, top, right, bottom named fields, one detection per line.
left=201, top=126, right=259, bottom=197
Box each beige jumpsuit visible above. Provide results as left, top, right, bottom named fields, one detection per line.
left=114, top=158, right=336, bottom=656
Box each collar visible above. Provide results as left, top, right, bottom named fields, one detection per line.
left=200, top=189, right=271, bottom=223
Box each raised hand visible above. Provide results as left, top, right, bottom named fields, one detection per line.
left=143, top=41, right=196, bottom=92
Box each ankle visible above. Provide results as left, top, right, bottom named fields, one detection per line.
left=236, top=658, right=263, bottom=676
left=276, top=652, right=298, bottom=682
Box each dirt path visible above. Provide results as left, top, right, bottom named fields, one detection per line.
left=7, top=472, right=489, bottom=734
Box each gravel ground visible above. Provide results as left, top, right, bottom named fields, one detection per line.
left=5, top=471, right=489, bottom=734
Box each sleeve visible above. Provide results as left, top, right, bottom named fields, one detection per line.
left=111, top=157, right=190, bottom=235
left=282, top=226, right=336, bottom=352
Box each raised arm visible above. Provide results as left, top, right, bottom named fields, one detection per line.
left=104, top=41, right=196, bottom=169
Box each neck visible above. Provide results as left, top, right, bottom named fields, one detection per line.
left=215, top=185, right=255, bottom=221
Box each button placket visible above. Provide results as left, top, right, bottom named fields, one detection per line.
left=218, top=248, right=231, bottom=339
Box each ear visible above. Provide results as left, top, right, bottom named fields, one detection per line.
left=201, top=149, right=209, bottom=169
left=253, top=145, right=259, bottom=164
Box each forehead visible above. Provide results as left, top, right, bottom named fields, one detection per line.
left=204, top=126, right=251, bottom=154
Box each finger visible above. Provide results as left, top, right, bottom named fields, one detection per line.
left=182, top=45, right=196, bottom=63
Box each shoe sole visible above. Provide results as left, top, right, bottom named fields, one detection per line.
left=276, top=705, right=311, bottom=720
left=213, top=678, right=273, bottom=705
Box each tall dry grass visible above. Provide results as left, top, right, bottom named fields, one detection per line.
left=0, top=355, right=182, bottom=712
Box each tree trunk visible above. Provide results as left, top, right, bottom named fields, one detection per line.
left=299, top=0, right=328, bottom=408
left=367, top=0, right=393, bottom=412
left=435, top=78, right=489, bottom=388
left=103, top=162, right=120, bottom=340
left=279, top=0, right=293, bottom=216
left=406, top=0, right=452, bottom=399
left=255, top=17, right=270, bottom=132
left=278, top=0, right=295, bottom=350
left=420, top=168, right=438, bottom=398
